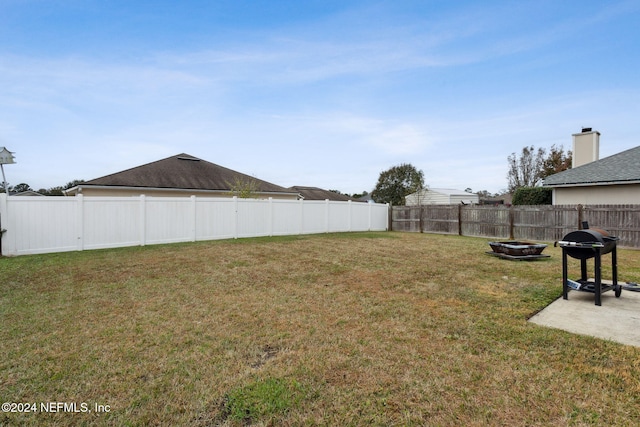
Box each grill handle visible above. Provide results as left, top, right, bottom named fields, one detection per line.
left=557, top=241, right=605, bottom=248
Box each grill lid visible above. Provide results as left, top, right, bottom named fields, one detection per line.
left=559, top=227, right=618, bottom=259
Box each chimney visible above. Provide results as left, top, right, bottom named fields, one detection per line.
left=572, top=128, right=600, bottom=168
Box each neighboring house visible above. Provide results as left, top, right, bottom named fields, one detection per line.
left=64, top=153, right=300, bottom=199
left=10, top=190, right=44, bottom=196
left=289, top=186, right=358, bottom=202
left=357, top=193, right=375, bottom=203
left=405, top=188, right=479, bottom=206
left=543, top=129, right=640, bottom=205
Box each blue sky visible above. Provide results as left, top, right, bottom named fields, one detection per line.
left=1, top=0, right=639, bottom=195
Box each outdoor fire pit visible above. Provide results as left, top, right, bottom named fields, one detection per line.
left=487, top=241, right=549, bottom=260
left=557, top=222, right=621, bottom=306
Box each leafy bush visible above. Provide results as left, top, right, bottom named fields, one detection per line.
left=512, top=187, right=552, bottom=205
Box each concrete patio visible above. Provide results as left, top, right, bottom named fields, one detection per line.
left=529, top=283, right=640, bottom=347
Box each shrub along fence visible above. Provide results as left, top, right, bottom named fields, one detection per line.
left=0, top=194, right=389, bottom=256
left=392, top=204, right=640, bottom=248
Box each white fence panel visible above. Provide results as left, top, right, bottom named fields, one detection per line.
left=301, top=200, right=328, bottom=234
left=5, top=196, right=79, bottom=255
left=237, top=198, right=271, bottom=238
left=83, top=197, right=141, bottom=250
left=369, top=203, right=389, bottom=231
left=328, top=201, right=351, bottom=232
left=195, top=197, right=236, bottom=241
left=144, top=196, right=194, bottom=245
left=271, top=199, right=302, bottom=236
left=0, top=194, right=389, bottom=256
left=350, top=201, right=370, bottom=231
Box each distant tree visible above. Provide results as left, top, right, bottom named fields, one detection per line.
left=226, top=176, right=260, bottom=198
left=351, top=190, right=369, bottom=199
left=507, top=145, right=572, bottom=193
left=41, top=186, right=65, bottom=196
left=507, top=146, right=545, bottom=193
left=1, top=183, right=34, bottom=194
left=541, top=145, right=572, bottom=177
left=11, top=183, right=33, bottom=193
left=64, top=179, right=85, bottom=190
left=371, top=163, right=424, bottom=206
left=34, top=179, right=85, bottom=196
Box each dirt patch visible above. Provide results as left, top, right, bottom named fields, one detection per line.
left=250, top=344, right=279, bottom=369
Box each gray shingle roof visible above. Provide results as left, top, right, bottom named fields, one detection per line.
left=289, top=186, right=357, bottom=201
left=543, top=145, right=640, bottom=187
left=83, top=153, right=297, bottom=195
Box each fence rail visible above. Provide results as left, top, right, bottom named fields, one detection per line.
left=392, top=204, right=640, bottom=248
left=0, top=194, right=389, bottom=256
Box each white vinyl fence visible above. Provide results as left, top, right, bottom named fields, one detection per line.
left=0, top=194, right=389, bottom=256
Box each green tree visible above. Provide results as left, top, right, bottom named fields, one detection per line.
left=512, top=187, right=552, bottom=205
left=226, top=176, right=260, bottom=198
left=12, top=183, right=33, bottom=193
left=542, top=145, right=572, bottom=177
left=36, top=179, right=85, bottom=196
left=351, top=190, right=369, bottom=199
left=371, top=163, right=424, bottom=206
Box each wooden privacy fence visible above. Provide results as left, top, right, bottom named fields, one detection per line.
left=392, top=204, right=640, bottom=248
left=0, top=194, right=389, bottom=256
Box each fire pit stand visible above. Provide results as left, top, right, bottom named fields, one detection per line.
left=559, top=240, right=621, bottom=306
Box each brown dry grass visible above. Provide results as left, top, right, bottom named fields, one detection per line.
left=1, top=232, right=639, bottom=426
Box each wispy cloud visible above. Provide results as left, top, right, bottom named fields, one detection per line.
left=1, top=0, right=639, bottom=194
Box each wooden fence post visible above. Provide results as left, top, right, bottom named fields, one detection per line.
left=458, top=204, right=463, bottom=236
left=509, top=205, right=515, bottom=240
left=577, top=204, right=584, bottom=229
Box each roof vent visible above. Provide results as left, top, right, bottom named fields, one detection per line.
left=581, top=127, right=592, bottom=133
left=177, top=156, right=200, bottom=161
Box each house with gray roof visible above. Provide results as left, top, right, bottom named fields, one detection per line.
left=289, top=186, right=358, bottom=202
left=64, top=153, right=300, bottom=199
left=543, top=129, right=640, bottom=204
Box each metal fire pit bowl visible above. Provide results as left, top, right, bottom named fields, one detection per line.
left=487, top=241, right=549, bottom=261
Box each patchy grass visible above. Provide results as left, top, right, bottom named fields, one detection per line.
left=1, top=232, right=639, bottom=426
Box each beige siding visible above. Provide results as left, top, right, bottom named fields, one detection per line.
left=553, top=184, right=640, bottom=205
left=406, top=189, right=479, bottom=205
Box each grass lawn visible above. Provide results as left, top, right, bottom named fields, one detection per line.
left=1, top=232, right=639, bottom=426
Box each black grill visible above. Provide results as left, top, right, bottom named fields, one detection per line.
left=560, top=228, right=618, bottom=260
left=557, top=223, right=621, bottom=306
